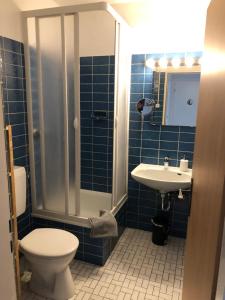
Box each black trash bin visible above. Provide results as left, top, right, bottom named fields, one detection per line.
left=151, top=216, right=169, bottom=246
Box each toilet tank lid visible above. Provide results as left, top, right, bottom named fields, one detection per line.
left=20, top=228, right=79, bottom=257
left=14, top=165, right=26, bottom=173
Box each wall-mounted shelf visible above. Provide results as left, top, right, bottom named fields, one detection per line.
left=91, top=111, right=108, bottom=120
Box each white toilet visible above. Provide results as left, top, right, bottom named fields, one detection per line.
left=14, top=166, right=79, bottom=300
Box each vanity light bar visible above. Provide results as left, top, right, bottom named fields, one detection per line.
left=145, top=58, right=155, bottom=68
left=185, top=56, right=194, bottom=68
left=171, top=57, right=181, bottom=68
left=159, top=57, right=168, bottom=68
left=145, top=56, right=202, bottom=69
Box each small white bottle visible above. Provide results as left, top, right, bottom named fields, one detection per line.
left=180, top=155, right=188, bottom=172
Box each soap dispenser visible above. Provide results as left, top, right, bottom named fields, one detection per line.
left=179, top=155, right=188, bottom=172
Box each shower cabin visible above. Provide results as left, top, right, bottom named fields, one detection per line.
left=23, top=3, right=130, bottom=227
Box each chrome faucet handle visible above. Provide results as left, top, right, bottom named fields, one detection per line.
left=164, top=156, right=169, bottom=169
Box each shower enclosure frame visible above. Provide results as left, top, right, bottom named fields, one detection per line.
left=22, top=2, right=131, bottom=227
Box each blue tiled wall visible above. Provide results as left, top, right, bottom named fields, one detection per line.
left=1, top=36, right=194, bottom=264
left=0, top=36, right=32, bottom=239
left=1, top=41, right=124, bottom=266
left=80, top=56, right=114, bottom=193
left=127, top=53, right=195, bottom=238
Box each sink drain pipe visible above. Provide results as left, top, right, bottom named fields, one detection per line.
left=161, top=193, right=171, bottom=211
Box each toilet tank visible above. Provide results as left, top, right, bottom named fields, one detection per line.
left=14, top=166, right=26, bottom=217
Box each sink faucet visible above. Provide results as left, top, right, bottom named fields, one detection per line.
left=164, top=157, right=169, bottom=169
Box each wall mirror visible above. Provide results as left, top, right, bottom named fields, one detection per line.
left=152, top=66, right=201, bottom=127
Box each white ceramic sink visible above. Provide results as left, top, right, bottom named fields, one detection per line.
left=131, top=163, right=192, bottom=193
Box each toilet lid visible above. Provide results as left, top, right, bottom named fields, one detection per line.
left=20, top=228, right=79, bottom=257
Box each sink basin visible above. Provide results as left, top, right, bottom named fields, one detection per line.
left=131, top=163, right=192, bottom=193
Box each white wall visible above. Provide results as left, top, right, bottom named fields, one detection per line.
left=79, top=11, right=115, bottom=56
left=55, top=0, right=210, bottom=54
left=0, top=0, right=59, bottom=42
left=0, top=0, right=23, bottom=41
left=0, top=1, right=21, bottom=298
left=79, top=0, right=208, bottom=55
left=0, top=92, right=17, bottom=300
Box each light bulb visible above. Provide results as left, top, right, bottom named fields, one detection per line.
left=198, top=57, right=203, bottom=65
left=171, top=57, right=181, bottom=68
left=145, top=58, right=155, bottom=69
left=159, top=57, right=168, bottom=68
left=185, top=56, right=194, bottom=67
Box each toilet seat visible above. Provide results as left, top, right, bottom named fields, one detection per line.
left=20, top=228, right=79, bottom=258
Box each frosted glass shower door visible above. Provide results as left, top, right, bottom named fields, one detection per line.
left=112, top=23, right=130, bottom=207
left=27, top=15, right=80, bottom=215
left=39, top=16, right=65, bottom=213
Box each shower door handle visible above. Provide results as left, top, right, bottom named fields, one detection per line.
left=74, top=118, right=78, bottom=129
left=114, top=117, right=118, bottom=129
left=33, top=128, right=40, bottom=138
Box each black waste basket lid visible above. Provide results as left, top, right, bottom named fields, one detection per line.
left=152, top=216, right=169, bottom=227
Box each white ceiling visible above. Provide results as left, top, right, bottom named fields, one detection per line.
left=13, top=0, right=146, bottom=11
left=14, top=0, right=210, bottom=12
left=55, top=0, right=145, bottom=4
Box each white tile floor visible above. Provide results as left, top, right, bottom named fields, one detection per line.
left=22, top=228, right=185, bottom=300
